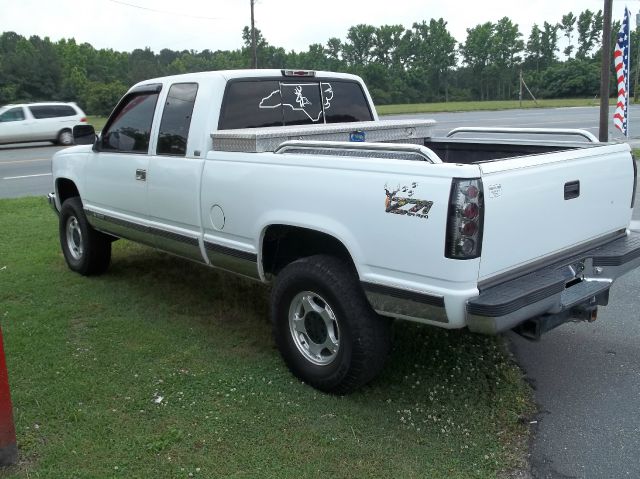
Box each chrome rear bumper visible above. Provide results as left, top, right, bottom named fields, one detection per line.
left=466, top=232, right=640, bottom=335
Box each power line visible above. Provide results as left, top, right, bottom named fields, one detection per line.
left=104, top=0, right=220, bottom=21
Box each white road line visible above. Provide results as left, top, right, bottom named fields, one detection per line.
left=553, top=106, right=599, bottom=110
left=630, top=221, right=640, bottom=232
left=2, top=173, right=52, bottom=180
left=0, top=158, right=50, bottom=165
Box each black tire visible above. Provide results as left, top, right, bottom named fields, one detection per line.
left=59, top=197, right=111, bottom=275
left=271, top=255, right=391, bottom=394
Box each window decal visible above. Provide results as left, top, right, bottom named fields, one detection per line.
left=259, top=82, right=334, bottom=123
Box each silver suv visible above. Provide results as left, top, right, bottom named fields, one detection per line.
left=0, top=102, right=87, bottom=146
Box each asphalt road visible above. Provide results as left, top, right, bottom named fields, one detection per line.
left=0, top=143, right=64, bottom=199
left=509, top=268, right=640, bottom=479
left=1, top=107, right=640, bottom=478
left=386, top=104, right=640, bottom=142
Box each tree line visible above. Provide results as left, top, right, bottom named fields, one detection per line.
left=0, top=9, right=636, bottom=115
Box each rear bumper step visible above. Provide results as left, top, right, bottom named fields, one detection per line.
left=467, top=232, right=640, bottom=335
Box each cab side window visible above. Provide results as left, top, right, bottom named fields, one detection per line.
left=0, top=107, right=25, bottom=122
left=101, top=91, right=160, bottom=153
left=156, top=83, right=198, bottom=156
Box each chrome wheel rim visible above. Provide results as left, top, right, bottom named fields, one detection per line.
left=66, top=216, right=84, bottom=260
left=288, top=291, right=340, bottom=366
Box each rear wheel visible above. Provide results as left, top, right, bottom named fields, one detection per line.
left=56, top=129, right=73, bottom=146
left=271, top=255, right=390, bottom=394
left=59, top=197, right=111, bottom=275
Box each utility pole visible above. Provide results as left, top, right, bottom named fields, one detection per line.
left=599, top=0, right=613, bottom=142
left=250, top=0, right=257, bottom=69
left=519, top=70, right=523, bottom=107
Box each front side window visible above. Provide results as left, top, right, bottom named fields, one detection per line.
left=0, top=107, right=25, bottom=122
left=101, top=92, right=159, bottom=153
left=218, top=79, right=373, bottom=130
left=156, top=83, right=198, bottom=156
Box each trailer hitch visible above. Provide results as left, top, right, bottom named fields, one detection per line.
left=514, top=304, right=598, bottom=341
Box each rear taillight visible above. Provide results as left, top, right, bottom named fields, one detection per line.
left=445, top=178, right=484, bottom=259
left=80, top=117, right=87, bottom=123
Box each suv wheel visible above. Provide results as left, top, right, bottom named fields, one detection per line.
left=57, top=129, right=73, bottom=146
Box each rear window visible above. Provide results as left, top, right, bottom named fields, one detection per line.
left=323, top=81, right=374, bottom=123
left=218, top=79, right=373, bottom=130
left=29, top=105, right=76, bottom=119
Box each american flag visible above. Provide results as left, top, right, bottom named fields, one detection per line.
left=613, top=7, right=631, bottom=136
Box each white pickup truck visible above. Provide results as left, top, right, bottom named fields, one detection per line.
left=48, top=69, right=640, bottom=393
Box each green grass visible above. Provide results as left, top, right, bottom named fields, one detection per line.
left=86, top=116, right=107, bottom=131
left=377, top=97, right=614, bottom=115
left=0, top=198, right=533, bottom=478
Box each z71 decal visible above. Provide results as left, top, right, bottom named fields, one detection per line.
left=384, top=182, right=433, bottom=219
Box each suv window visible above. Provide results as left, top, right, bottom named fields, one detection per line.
left=156, top=83, right=198, bottom=156
left=218, top=79, right=373, bottom=130
left=29, top=105, right=76, bottom=119
left=101, top=92, right=159, bottom=153
left=0, top=107, right=25, bottom=122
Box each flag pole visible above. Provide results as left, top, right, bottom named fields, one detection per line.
left=600, top=0, right=613, bottom=142
left=627, top=9, right=631, bottom=139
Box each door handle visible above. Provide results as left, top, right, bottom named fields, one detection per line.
left=564, top=180, right=580, bottom=200
left=136, top=169, right=147, bottom=181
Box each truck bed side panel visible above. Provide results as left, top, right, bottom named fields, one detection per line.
left=200, top=152, right=481, bottom=326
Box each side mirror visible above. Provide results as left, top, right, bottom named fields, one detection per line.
left=73, top=124, right=96, bottom=145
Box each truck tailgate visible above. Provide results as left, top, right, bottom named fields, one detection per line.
left=478, top=143, right=635, bottom=281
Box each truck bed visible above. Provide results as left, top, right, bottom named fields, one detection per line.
left=210, top=118, right=636, bottom=288
left=423, top=138, right=592, bottom=164
left=211, top=119, right=608, bottom=167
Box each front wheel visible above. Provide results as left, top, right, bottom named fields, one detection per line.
left=271, top=255, right=391, bottom=394
left=59, top=197, right=111, bottom=275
